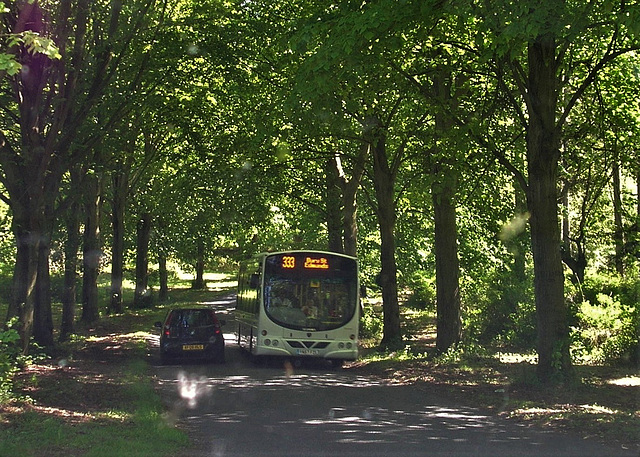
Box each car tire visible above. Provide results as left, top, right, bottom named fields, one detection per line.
left=160, top=352, right=170, bottom=365
left=215, top=351, right=226, bottom=364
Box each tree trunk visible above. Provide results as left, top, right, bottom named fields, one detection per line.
left=342, top=142, right=369, bottom=258
left=9, top=227, right=40, bottom=354
left=5, top=165, right=63, bottom=354
left=512, top=154, right=529, bottom=282
left=325, top=144, right=369, bottom=257
left=33, top=240, right=54, bottom=347
left=33, top=176, right=58, bottom=348
left=560, top=190, right=587, bottom=284
left=134, top=212, right=152, bottom=308
left=431, top=73, right=461, bottom=354
left=325, top=156, right=344, bottom=253
left=612, top=159, right=625, bottom=276
left=526, top=36, right=572, bottom=382
left=5, top=184, right=45, bottom=353
left=61, top=204, right=80, bottom=341
left=193, top=239, right=206, bottom=289
left=60, top=168, right=84, bottom=340
left=159, top=252, right=168, bottom=302
left=370, top=124, right=402, bottom=350
left=81, top=172, right=102, bottom=324
left=342, top=191, right=358, bottom=257
left=109, top=171, right=127, bottom=313
left=432, top=166, right=461, bottom=353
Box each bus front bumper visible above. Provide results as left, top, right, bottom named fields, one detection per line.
left=256, top=340, right=357, bottom=361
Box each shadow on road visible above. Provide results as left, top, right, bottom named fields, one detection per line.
left=150, top=295, right=634, bottom=457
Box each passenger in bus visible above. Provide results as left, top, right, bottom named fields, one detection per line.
left=302, top=300, right=318, bottom=318
left=273, top=288, right=298, bottom=308
left=328, top=299, right=342, bottom=318
left=273, top=294, right=292, bottom=308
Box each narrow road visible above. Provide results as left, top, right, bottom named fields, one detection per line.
left=152, top=295, right=635, bottom=457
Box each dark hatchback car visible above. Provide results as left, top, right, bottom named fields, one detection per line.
left=155, top=308, right=226, bottom=364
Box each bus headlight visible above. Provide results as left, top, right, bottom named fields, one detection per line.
left=264, top=339, right=271, bottom=346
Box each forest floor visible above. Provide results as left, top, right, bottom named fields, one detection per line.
left=355, top=309, right=640, bottom=454
left=1, top=296, right=639, bottom=456
left=352, top=350, right=640, bottom=454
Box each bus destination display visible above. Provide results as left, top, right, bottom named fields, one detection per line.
left=281, top=255, right=329, bottom=270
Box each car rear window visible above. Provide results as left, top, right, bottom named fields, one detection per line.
left=169, top=309, right=215, bottom=328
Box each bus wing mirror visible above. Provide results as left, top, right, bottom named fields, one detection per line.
left=249, top=273, right=260, bottom=289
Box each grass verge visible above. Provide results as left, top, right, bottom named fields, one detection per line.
left=356, top=304, right=640, bottom=453
left=0, top=313, right=188, bottom=457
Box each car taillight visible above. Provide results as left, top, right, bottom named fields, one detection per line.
left=210, top=311, right=222, bottom=334
left=164, top=313, right=175, bottom=337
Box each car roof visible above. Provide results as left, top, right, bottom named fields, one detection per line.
left=167, top=307, right=215, bottom=312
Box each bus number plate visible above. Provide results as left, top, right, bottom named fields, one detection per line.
left=296, top=349, right=319, bottom=355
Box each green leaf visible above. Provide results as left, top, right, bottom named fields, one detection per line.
left=0, top=54, right=22, bottom=75
left=21, top=32, right=62, bottom=60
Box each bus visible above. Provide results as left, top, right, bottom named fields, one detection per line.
left=235, top=250, right=359, bottom=365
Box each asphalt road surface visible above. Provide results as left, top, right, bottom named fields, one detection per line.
left=152, top=294, right=636, bottom=457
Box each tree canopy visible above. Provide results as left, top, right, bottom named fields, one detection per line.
left=1, top=0, right=639, bottom=382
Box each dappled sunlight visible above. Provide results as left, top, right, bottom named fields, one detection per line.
left=76, top=372, right=123, bottom=385
left=20, top=404, right=94, bottom=424
left=195, top=295, right=236, bottom=317
left=122, top=330, right=156, bottom=339
left=177, top=272, right=232, bottom=282
left=513, top=406, right=569, bottom=416
left=497, top=352, right=538, bottom=364
left=299, top=405, right=499, bottom=445
left=155, top=360, right=563, bottom=454
left=579, top=404, right=617, bottom=415
left=206, top=280, right=238, bottom=291
left=222, top=331, right=236, bottom=341
left=148, top=333, right=160, bottom=346
left=607, top=376, right=640, bottom=387
left=87, top=330, right=152, bottom=344
left=159, top=368, right=389, bottom=405
left=148, top=290, right=639, bottom=454
left=510, top=402, right=627, bottom=423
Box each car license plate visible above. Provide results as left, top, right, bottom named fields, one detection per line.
left=182, top=344, right=204, bottom=351
left=296, top=349, right=318, bottom=355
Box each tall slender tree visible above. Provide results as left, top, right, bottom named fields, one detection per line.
left=0, top=0, right=162, bottom=351
left=482, top=0, right=640, bottom=380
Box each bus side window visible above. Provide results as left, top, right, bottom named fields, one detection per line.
left=249, top=273, right=260, bottom=289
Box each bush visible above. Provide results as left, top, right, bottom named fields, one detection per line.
left=0, top=319, right=22, bottom=402
left=405, top=273, right=436, bottom=311
left=570, top=274, right=639, bottom=365
left=573, top=293, right=638, bottom=365
left=464, top=266, right=535, bottom=350
left=360, top=304, right=383, bottom=341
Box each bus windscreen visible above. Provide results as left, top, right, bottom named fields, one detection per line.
left=263, top=253, right=358, bottom=331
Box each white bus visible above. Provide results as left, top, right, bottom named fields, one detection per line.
left=235, top=250, right=359, bottom=365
